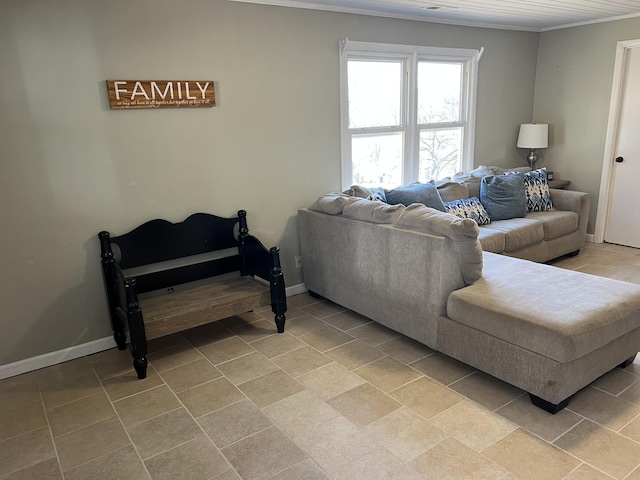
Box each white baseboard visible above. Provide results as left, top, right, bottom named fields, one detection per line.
left=0, top=336, right=120, bottom=380
left=586, top=233, right=595, bottom=243
left=0, top=283, right=309, bottom=381
left=286, top=282, right=307, bottom=296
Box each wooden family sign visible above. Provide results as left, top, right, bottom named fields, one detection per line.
left=106, top=80, right=215, bottom=109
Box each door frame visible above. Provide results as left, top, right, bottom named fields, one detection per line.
left=595, top=39, right=640, bottom=243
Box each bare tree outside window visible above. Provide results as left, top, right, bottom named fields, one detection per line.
left=419, top=128, right=462, bottom=182
left=417, top=62, right=463, bottom=182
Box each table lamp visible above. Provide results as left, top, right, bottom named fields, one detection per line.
left=517, top=123, right=548, bottom=170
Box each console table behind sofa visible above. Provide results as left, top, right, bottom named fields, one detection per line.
left=99, top=210, right=286, bottom=379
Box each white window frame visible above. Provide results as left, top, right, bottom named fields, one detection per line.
left=339, top=39, right=481, bottom=190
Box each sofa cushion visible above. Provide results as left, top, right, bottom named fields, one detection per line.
left=436, top=181, right=470, bottom=202
left=309, top=193, right=351, bottom=215
left=480, top=173, right=527, bottom=221
left=396, top=204, right=478, bottom=239
left=444, top=197, right=491, bottom=226
left=394, top=204, right=482, bottom=285
left=453, top=166, right=495, bottom=198
left=452, top=165, right=497, bottom=182
left=477, top=228, right=506, bottom=253
left=343, top=185, right=387, bottom=202
left=525, top=211, right=579, bottom=241
left=524, top=168, right=554, bottom=212
left=478, top=218, right=544, bottom=252
left=343, top=185, right=371, bottom=198
left=386, top=182, right=447, bottom=211
left=343, top=197, right=405, bottom=224
left=447, top=252, right=640, bottom=363
left=464, top=177, right=482, bottom=199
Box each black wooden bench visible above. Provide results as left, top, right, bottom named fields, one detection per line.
left=98, top=210, right=287, bottom=379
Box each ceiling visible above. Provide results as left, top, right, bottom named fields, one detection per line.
left=230, top=0, right=640, bottom=31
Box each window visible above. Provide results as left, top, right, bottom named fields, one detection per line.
left=340, top=40, right=481, bottom=190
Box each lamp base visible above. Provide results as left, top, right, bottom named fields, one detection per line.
left=527, top=149, right=538, bottom=170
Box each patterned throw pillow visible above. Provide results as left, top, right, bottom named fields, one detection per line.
left=444, top=197, right=491, bottom=225
left=524, top=168, right=554, bottom=212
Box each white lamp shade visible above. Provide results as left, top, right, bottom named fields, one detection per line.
left=517, top=123, right=548, bottom=149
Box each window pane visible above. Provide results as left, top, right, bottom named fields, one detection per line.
left=419, top=128, right=462, bottom=182
left=352, top=133, right=403, bottom=188
left=348, top=60, right=403, bottom=128
left=417, top=62, right=462, bottom=124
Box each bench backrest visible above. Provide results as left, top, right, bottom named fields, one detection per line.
left=112, top=213, right=239, bottom=268
left=100, top=212, right=248, bottom=294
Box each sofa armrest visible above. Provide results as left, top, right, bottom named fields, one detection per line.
left=549, top=189, right=589, bottom=215
left=550, top=189, right=591, bottom=241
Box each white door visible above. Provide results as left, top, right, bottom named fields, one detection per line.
left=605, top=44, right=640, bottom=248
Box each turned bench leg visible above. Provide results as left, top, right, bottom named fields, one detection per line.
left=114, top=330, right=127, bottom=351
left=125, top=279, right=148, bottom=380
left=132, top=356, right=148, bottom=380
left=269, top=247, right=287, bottom=334
left=99, top=232, right=127, bottom=351
left=275, top=314, right=286, bottom=334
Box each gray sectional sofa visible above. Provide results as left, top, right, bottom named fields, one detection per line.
left=298, top=174, right=640, bottom=413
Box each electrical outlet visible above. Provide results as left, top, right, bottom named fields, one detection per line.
left=167, top=287, right=174, bottom=294
left=295, top=255, right=303, bottom=268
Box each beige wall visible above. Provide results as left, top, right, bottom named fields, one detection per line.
left=534, top=18, right=640, bottom=233
left=0, top=0, right=539, bottom=366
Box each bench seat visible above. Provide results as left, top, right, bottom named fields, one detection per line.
left=140, top=277, right=270, bottom=340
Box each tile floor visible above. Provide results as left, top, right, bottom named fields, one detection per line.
left=2, top=242, right=640, bottom=480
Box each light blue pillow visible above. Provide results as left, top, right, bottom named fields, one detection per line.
left=444, top=197, right=491, bottom=225
left=367, top=187, right=387, bottom=203
left=480, top=173, right=527, bottom=220
left=386, top=182, right=446, bottom=212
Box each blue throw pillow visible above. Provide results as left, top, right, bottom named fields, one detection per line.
left=386, top=182, right=446, bottom=212
left=524, top=168, right=554, bottom=212
left=444, top=197, right=491, bottom=225
left=480, top=173, right=527, bottom=220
